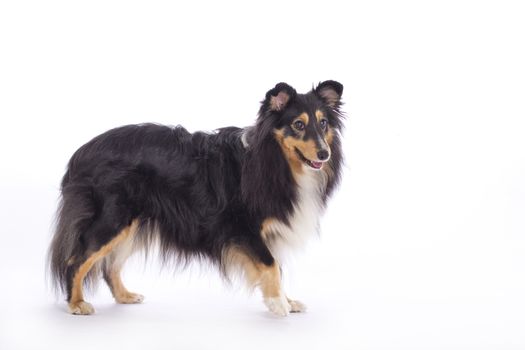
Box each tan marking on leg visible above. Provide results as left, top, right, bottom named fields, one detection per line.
left=223, top=247, right=290, bottom=316
left=257, top=262, right=281, bottom=298
left=68, top=220, right=139, bottom=315
left=222, top=246, right=261, bottom=286
left=107, top=268, right=144, bottom=304
left=104, top=228, right=144, bottom=304
left=260, top=262, right=290, bottom=316
left=223, top=247, right=281, bottom=296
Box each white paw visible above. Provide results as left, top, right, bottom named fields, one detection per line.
left=264, top=295, right=291, bottom=317
left=288, top=298, right=307, bottom=313
left=69, top=301, right=95, bottom=315
left=116, top=292, right=144, bottom=304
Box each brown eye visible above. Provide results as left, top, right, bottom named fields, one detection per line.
left=320, top=119, right=328, bottom=130
left=293, top=120, right=305, bottom=131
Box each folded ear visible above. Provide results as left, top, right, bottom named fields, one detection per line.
left=263, top=82, right=297, bottom=112
left=315, top=80, right=343, bottom=108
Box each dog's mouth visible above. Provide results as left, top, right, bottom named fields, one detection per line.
left=294, top=148, right=324, bottom=170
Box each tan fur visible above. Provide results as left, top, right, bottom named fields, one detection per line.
left=295, top=112, right=309, bottom=127
left=103, top=224, right=143, bottom=304
left=292, top=138, right=318, bottom=161
left=223, top=247, right=282, bottom=298
left=325, top=128, right=334, bottom=145
left=274, top=128, right=322, bottom=179
left=261, top=217, right=279, bottom=242
left=274, top=129, right=304, bottom=176
left=69, top=220, right=139, bottom=313
left=280, top=133, right=318, bottom=162
left=257, top=262, right=281, bottom=298
left=274, top=110, right=330, bottom=175
left=223, top=247, right=261, bottom=285
left=106, top=268, right=143, bottom=304
left=315, top=110, right=324, bottom=122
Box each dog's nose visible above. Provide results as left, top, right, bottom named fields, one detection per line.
left=317, top=150, right=329, bottom=161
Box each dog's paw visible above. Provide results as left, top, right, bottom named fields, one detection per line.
left=287, top=298, right=307, bottom=313
left=264, top=295, right=291, bottom=317
left=115, top=292, right=144, bottom=304
left=69, top=301, right=95, bottom=315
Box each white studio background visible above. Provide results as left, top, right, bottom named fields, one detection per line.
left=1, top=1, right=524, bottom=349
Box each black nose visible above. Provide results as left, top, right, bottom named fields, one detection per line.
left=317, top=150, right=329, bottom=161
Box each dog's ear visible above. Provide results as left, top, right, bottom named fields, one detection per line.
left=315, top=80, right=343, bottom=108
left=263, top=82, right=297, bottom=112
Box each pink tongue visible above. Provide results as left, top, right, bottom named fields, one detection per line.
left=311, top=161, right=323, bottom=169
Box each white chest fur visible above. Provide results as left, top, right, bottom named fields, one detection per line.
left=263, top=167, right=327, bottom=262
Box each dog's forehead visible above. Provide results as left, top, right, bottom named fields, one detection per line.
left=285, top=94, right=324, bottom=121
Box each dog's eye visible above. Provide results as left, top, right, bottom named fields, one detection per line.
left=320, top=119, right=328, bottom=131
left=293, top=120, right=305, bottom=131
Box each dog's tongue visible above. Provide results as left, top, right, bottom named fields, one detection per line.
left=311, top=161, right=323, bottom=169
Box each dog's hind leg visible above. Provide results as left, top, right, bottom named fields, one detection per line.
left=67, top=220, right=139, bottom=315
left=102, top=228, right=144, bottom=304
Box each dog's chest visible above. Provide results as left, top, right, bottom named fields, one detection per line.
left=264, top=170, right=326, bottom=260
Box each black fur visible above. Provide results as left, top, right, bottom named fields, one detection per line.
left=48, top=81, right=344, bottom=303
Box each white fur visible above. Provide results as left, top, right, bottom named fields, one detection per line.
left=264, top=167, right=326, bottom=262
left=318, top=136, right=331, bottom=158
left=101, top=226, right=137, bottom=275
left=241, top=128, right=250, bottom=148
left=288, top=298, right=307, bottom=313
left=240, top=128, right=327, bottom=262
left=112, top=232, right=136, bottom=268
left=264, top=295, right=291, bottom=316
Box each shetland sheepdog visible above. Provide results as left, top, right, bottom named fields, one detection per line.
left=48, top=80, right=344, bottom=316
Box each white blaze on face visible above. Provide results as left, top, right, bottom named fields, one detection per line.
left=318, top=136, right=331, bottom=160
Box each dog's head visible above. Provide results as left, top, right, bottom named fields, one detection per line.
left=258, top=81, right=344, bottom=173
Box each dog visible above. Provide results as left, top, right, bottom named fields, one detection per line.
left=48, top=80, right=344, bottom=316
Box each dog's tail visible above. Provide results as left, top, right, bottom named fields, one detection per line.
left=48, top=171, right=97, bottom=295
